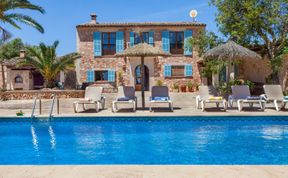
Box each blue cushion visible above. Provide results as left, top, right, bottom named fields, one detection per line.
left=117, top=97, right=130, bottom=101
left=284, top=96, right=288, bottom=100
left=153, top=97, right=170, bottom=101
left=246, top=96, right=261, bottom=100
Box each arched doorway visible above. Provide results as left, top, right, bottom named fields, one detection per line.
left=135, top=65, right=149, bottom=91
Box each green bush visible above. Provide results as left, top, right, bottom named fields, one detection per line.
left=217, top=79, right=255, bottom=95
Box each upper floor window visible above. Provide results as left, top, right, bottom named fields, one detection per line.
left=134, top=32, right=153, bottom=45
left=102, top=32, right=116, bottom=55
left=169, top=32, right=184, bottom=54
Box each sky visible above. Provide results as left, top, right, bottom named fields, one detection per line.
left=6, top=0, right=219, bottom=55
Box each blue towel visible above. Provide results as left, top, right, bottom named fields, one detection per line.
left=246, top=96, right=261, bottom=100
left=153, top=97, right=170, bottom=101
left=284, top=96, right=288, bottom=100
left=117, top=97, right=130, bottom=101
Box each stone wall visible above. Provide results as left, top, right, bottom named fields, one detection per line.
left=0, top=90, right=85, bottom=101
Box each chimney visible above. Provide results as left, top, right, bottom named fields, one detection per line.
left=90, top=13, right=97, bottom=24
left=19, top=50, right=26, bottom=58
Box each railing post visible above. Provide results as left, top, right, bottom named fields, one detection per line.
left=57, top=97, right=59, bottom=115
left=39, top=98, right=42, bottom=115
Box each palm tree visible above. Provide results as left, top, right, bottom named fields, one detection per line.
left=18, top=41, right=81, bottom=88
left=0, top=0, right=45, bottom=42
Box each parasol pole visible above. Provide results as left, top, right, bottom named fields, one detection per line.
left=141, top=56, right=145, bottom=109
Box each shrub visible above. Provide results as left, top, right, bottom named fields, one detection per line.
left=156, top=80, right=163, bottom=86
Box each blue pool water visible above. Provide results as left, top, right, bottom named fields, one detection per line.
left=0, top=116, right=288, bottom=165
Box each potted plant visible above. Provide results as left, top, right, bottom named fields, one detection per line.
left=156, top=80, right=163, bottom=86
left=187, top=80, right=194, bottom=92
left=16, top=110, right=24, bottom=116
left=172, top=83, right=179, bottom=92
left=180, top=84, right=187, bottom=92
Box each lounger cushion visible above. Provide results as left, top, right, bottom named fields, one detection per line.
left=246, top=96, right=261, bottom=100
left=153, top=97, right=170, bottom=101
left=284, top=96, right=288, bottom=100
left=208, top=96, right=223, bottom=100
left=117, top=97, right=131, bottom=101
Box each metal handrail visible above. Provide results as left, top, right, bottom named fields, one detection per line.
left=49, top=94, right=59, bottom=118
left=31, top=96, right=41, bottom=118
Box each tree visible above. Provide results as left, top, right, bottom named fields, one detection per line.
left=186, top=30, right=223, bottom=57
left=210, top=0, right=288, bottom=83
left=186, top=30, right=225, bottom=79
left=0, top=38, right=24, bottom=89
left=18, top=41, right=81, bottom=88
left=0, top=0, right=45, bottom=42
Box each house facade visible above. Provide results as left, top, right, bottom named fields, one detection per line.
left=76, top=14, right=206, bottom=91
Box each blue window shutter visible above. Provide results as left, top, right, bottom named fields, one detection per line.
left=130, top=32, right=134, bottom=47
left=116, top=31, right=124, bottom=53
left=185, top=64, right=193, bottom=77
left=164, top=64, right=172, bottom=77
left=184, top=30, right=193, bottom=56
left=219, top=65, right=227, bottom=82
left=149, top=31, right=154, bottom=45
left=234, top=64, right=239, bottom=79
left=93, top=32, right=102, bottom=56
left=108, top=70, right=115, bottom=82
left=86, top=70, right=94, bottom=82
left=162, top=31, right=170, bottom=52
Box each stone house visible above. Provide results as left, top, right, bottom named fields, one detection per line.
left=76, top=14, right=206, bottom=91
left=0, top=50, right=44, bottom=90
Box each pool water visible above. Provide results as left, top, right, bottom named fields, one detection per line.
left=0, top=116, right=287, bottom=165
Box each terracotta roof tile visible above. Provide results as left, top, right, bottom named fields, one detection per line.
left=77, top=22, right=206, bottom=28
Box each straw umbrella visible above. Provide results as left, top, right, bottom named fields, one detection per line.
left=203, top=41, right=261, bottom=95
left=115, top=43, right=171, bottom=109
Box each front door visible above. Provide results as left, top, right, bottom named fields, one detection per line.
left=135, top=65, right=149, bottom=91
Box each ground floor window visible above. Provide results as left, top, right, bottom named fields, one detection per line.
left=171, top=66, right=185, bottom=77
left=95, top=70, right=108, bottom=81
left=86, top=70, right=115, bottom=82
left=164, top=64, right=193, bottom=78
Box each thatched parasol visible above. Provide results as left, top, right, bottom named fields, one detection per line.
left=203, top=41, right=262, bottom=97
left=204, top=41, right=261, bottom=84
left=115, top=43, right=171, bottom=109
left=204, top=41, right=261, bottom=60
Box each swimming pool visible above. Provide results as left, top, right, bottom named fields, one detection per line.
left=0, top=116, right=287, bottom=165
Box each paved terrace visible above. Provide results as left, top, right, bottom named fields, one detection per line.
left=0, top=92, right=287, bottom=117
left=0, top=92, right=288, bottom=178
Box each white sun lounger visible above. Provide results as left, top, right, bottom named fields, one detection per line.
left=262, top=85, right=288, bottom=111
left=73, top=87, right=105, bottom=113
left=228, top=85, right=265, bottom=111
left=197, top=86, right=227, bottom=112
left=149, top=86, right=173, bottom=112
left=112, top=86, right=137, bottom=112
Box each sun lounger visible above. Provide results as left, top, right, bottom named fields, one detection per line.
left=228, top=85, right=265, bottom=111
left=197, top=86, right=227, bottom=112
left=262, top=85, right=288, bottom=111
left=149, top=86, right=173, bottom=112
left=73, top=87, right=105, bottom=113
left=112, top=86, right=137, bottom=112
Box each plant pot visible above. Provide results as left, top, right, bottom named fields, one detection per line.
left=135, top=84, right=141, bottom=91
left=180, top=85, right=187, bottom=92
left=16, top=113, right=24, bottom=116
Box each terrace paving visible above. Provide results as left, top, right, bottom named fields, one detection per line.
left=0, top=92, right=287, bottom=178
left=0, top=92, right=287, bottom=117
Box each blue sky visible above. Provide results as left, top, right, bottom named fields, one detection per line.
left=7, top=0, right=219, bottom=55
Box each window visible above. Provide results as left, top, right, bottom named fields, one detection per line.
left=14, top=75, right=23, bottom=83
left=102, top=32, right=116, bottom=55
left=169, top=32, right=184, bottom=54
left=134, top=32, right=153, bottom=45
left=171, top=66, right=185, bottom=77
left=95, top=71, right=108, bottom=81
